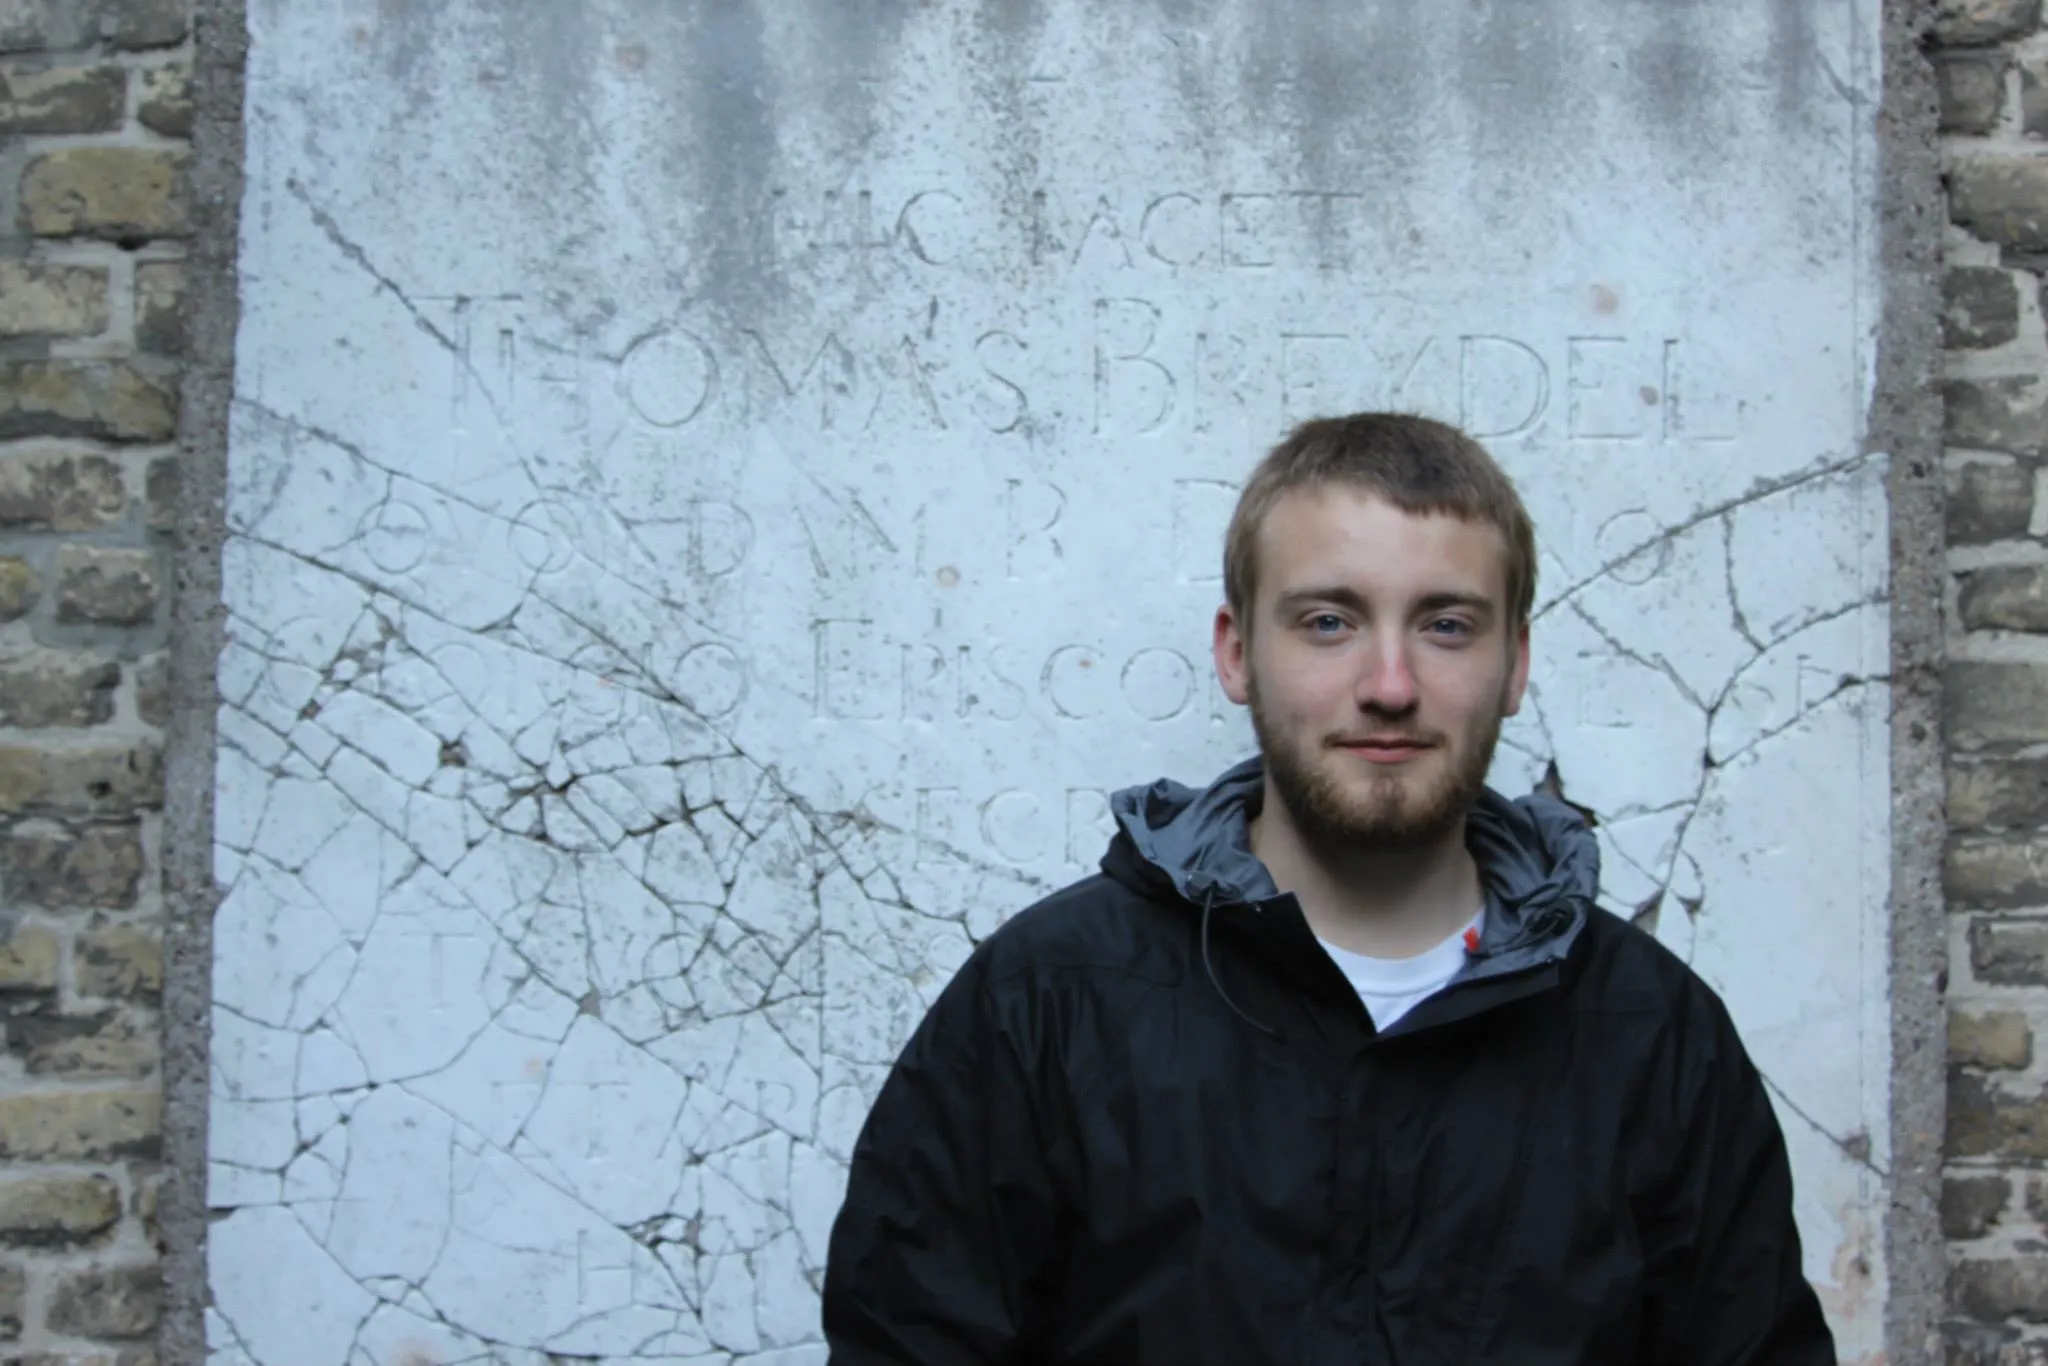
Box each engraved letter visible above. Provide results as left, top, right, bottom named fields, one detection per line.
left=1458, top=335, right=1549, bottom=439
left=979, top=789, right=1045, bottom=865
left=1094, top=298, right=1176, bottom=436
left=1065, top=787, right=1115, bottom=866
left=1172, top=479, right=1239, bottom=585
left=1280, top=333, right=1351, bottom=424
left=1042, top=645, right=1103, bottom=720
left=1220, top=193, right=1277, bottom=268
left=974, top=330, right=1030, bottom=434
left=812, top=619, right=887, bottom=721
left=1005, top=479, right=1067, bottom=580
left=1141, top=193, right=1206, bottom=267
left=1566, top=336, right=1645, bottom=441
left=621, top=327, right=718, bottom=429
left=1121, top=647, right=1197, bottom=722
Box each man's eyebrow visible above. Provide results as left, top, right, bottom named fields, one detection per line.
left=1273, top=586, right=1498, bottom=617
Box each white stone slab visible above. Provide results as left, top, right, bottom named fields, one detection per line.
left=218, top=1, right=1890, bottom=1357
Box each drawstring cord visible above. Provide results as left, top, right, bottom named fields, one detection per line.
left=1199, top=886, right=1281, bottom=1039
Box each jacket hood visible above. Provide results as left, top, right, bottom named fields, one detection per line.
left=1105, top=755, right=1595, bottom=977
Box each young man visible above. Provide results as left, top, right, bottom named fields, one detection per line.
left=821, top=414, right=1835, bottom=1364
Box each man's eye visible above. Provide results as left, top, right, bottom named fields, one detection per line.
left=1308, top=614, right=1346, bottom=634
left=1427, top=618, right=1471, bottom=636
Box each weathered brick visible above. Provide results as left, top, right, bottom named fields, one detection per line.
left=1936, top=0, right=2045, bottom=47
left=0, top=62, right=121, bottom=133
left=11, top=1008, right=157, bottom=1077
left=1950, top=662, right=2048, bottom=747
left=1948, top=1174, right=2015, bottom=1238
left=1953, top=757, right=2048, bottom=829
left=75, top=924, right=158, bottom=999
left=1956, top=1008, right=2035, bottom=1069
left=0, top=650, right=119, bottom=728
left=1952, top=835, right=2048, bottom=906
left=135, top=59, right=187, bottom=136
left=142, top=454, right=175, bottom=529
left=0, top=1262, right=23, bottom=1339
left=105, top=0, right=186, bottom=49
left=1941, top=53, right=2011, bottom=135
left=134, top=262, right=182, bottom=356
left=1964, top=565, right=2048, bottom=633
left=0, top=560, right=35, bottom=623
left=0, top=2, right=97, bottom=54
left=46, top=1261, right=157, bottom=1337
left=1946, top=1321, right=2048, bottom=1366
left=1953, top=157, right=2048, bottom=253
left=1948, top=375, right=2048, bottom=456
left=0, top=1089, right=159, bottom=1159
left=1949, top=461, right=2035, bottom=544
left=0, top=1172, right=120, bottom=1246
left=1, top=823, right=144, bottom=907
left=131, top=653, right=165, bottom=727
left=7, top=1352, right=161, bottom=1366
left=0, top=449, right=123, bottom=530
left=1973, top=917, right=2048, bottom=986
left=1948, top=267, right=2023, bottom=350
left=20, top=147, right=189, bottom=240
left=0, top=261, right=108, bottom=341
left=55, top=546, right=155, bottom=626
left=0, top=925, right=58, bottom=994
left=0, top=744, right=163, bottom=817
left=0, top=362, right=176, bottom=443
left=1957, top=1256, right=2048, bottom=1323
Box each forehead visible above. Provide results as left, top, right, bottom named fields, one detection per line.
left=1256, top=485, right=1510, bottom=601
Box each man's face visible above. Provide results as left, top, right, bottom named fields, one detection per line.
left=1213, top=485, right=1530, bottom=854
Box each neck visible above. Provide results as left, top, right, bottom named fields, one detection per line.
left=1249, top=783, right=1484, bottom=959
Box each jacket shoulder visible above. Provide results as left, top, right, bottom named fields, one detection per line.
left=970, top=872, right=1189, bottom=988
left=1568, top=905, right=1737, bottom=1032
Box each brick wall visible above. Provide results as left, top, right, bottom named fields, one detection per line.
left=1939, top=0, right=2048, bottom=1361
left=0, top=1, right=190, bottom=1362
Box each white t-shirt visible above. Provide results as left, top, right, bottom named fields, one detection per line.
left=1318, top=910, right=1484, bottom=1032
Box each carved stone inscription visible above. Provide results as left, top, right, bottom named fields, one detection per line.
left=214, top=3, right=1887, bottom=1362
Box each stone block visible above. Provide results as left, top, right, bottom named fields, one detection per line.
left=1951, top=1068, right=2048, bottom=1159
left=75, top=924, right=159, bottom=999
left=1952, top=756, right=2048, bottom=829
left=0, top=62, right=122, bottom=133
left=20, top=147, right=189, bottom=240
left=11, top=1008, right=158, bottom=1077
left=0, top=1089, right=158, bottom=1159
left=1951, top=834, right=2048, bottom=906
left=1949, top=661, right=2048, bottom=747
left=1936, top=0, right=2045, bottom=47
left=0, top=262, right=109, bottom=340
left=1948, top=461, right=2034, bottom=544
left=1964, top=565, right=2048, bottom=632
left=0, top=559, right=35, bottom=623
left=0, top=2, right=97, bottom=53
left=131, top=653, right=166, bottom=727
left=104, top=0, right=186, bottom=49
left=1955, top=1008, right=2035, bottom=1069
left=1947, top=266, right=2022, bottom=349
left=1948, top=1174, right=2015, bottom=1239
left=54, top=546, right=156, bottom=626
left=0, top=650, right=119, bottom=728
left=134, top=263, right=183, bottom=356
left=135, top=59, right=187, bottom=136
left=142, top=454, right=175, bottom=528
left=46, top=1261, right=157, bottom=1337
left=1940, top=53, right=2010, bottom=134
left=0, top=744, right=163, bottom=817
left=1956, top=1256, right=2048, bottom=1324
left=0, top=822, right=145, bottom=907
left=1972, top=916, right=2048, bottom=986
left=0, top=926, right=58, bottom=994
left=1952, top=157, right=2048, bottom=253
left=0, top=1172, right=120, bottom=1246
left=0, top=362, right=177, bottom=443
left=0, top=449, right=123, bottom=530
left=1948, top=374, right=2048, bottom=455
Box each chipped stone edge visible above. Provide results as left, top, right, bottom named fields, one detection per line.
left=1879, top=0, right=1948, bottom=1360
left=160, top=0, right=246, bottom=1363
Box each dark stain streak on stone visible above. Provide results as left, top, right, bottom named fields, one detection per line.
left=682, top=1, right=783, bottom=320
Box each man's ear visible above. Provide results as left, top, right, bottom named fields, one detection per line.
left=1214, top=603, right=1252, bottom=706
left=1502, top=621, right=1531, bottom=717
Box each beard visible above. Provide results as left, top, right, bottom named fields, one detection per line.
left=1248, top=675, right=1504, bottom=856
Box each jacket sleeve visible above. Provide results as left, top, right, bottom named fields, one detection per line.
left=822, top=956, right=1070, bottom=1365
left=1638, top=992, right=1838, bottom=1366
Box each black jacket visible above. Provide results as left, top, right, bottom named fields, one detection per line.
left=823, top=758, right=1836, bottom=1365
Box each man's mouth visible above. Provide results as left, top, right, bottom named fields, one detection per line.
left=1331, top=736, right=1436, bottom=762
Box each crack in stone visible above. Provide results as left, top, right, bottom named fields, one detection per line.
left=1757, top=1071, right=1888, bottom=1181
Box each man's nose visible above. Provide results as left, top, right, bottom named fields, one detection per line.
left=1356, top=635, right=1419, bottom=714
